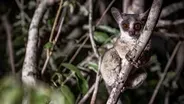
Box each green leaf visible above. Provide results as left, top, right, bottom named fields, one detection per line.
left=44, top=42, right=53, bottom=49
left=166, top=72, right=176, bottom=78
left=88, top=62, right=98, bottom=73
left=62, top=63, right=88, bottom=94
left=50, top=85, right=75, bottom=104
left=13, top=35, right=24, bottom=47
left=60, top=85, right=75, bottom=104
left=80, top=6, right=88, bottom=16
left=94, top=31, right=109, bottom=43
left=97, top=25, right=120, bottom=35
left=0, top=76, right=23, bottom=104
left=0, top=87, right=23, bottom=104
left=51, top=73, right=63, bottom=86
left=148, top=80, right=158, bottom=88
left=30, top=87, right=51, bottom=104
left=69, top=4, right=74, bottom=13
left=63, top=1, right=75, bottom=13
left=50, top=90, right=65, bottom=104
left=63, top=1, right=70, bottom=7
left=47, top=19, right=54, bottom=25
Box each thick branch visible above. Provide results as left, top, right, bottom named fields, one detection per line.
left=106, top=0, right=163, bottom=103
left=127, top=0, right=163, bottom=63
left=22, top=0, right=55, bottom=86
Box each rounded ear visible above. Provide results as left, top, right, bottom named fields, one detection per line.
left=111, top=7, right=122, bottom=23
left=139, top=9, right=150, bottom=21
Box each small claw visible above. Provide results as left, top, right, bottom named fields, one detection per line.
left=129, top=59, right=142, bottom=68
left=125, top=51, right=143, bottom=68
left=125, top=51, right=133, bottom=61
left=130, top=61, right=140, bottom=68
left=121, top=87, right=126, bottom=92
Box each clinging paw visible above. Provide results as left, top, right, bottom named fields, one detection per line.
left=125, top=52, right=141, bottom=68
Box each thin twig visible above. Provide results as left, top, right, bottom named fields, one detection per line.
left=42, top=7, right=66, bottom=75
left=15, top=0, right=31, bottom=26
left=160, top=0, right=184, bottom=18
left=90, top=57, right=102, bottom=104
left=61, top=0, right=112, bottom=92
left=20, top=0, right=26, bottom=33
left=88, top=0, right=110, bottom=103
left=154, top=32, right=184, bottom=40
left=96, top=0, right=116, bottom=26
left=90, top=0, right=117, bottom=103
left=157, top=19, right=184, bottom=27
left=49, top=0, right=63, bottom=43
left=60, top=36, right=89, bottom=83
left=69, top=0, right=115, bottom=61
left=78, top=0, right=116, bottom=103
left=148, top=41, right=181, bottom=104
left=61, top=0, right=115, bottom=103
left=14, top=0, right=22, bottom=9
left=75, top=44, right=92, bottom=48
left=88, top=0, right=99, bottom=58
left=69, top=36, right=89, bottom=64
left=1, top=16, right=15, bottom=75
left=164, top=91, right=170, bottom=104
left=174, top=41, right=184, bottom=82
left=78, top=83, right=95, bottom=104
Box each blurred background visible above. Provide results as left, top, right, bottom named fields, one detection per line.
left=0, top=0, right=184, bottom=104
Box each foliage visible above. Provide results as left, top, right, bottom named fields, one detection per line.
left=0, top=0, right=184, bottom=104
left=0, top=76, right=75, bottom=104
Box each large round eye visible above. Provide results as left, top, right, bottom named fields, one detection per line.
left=134, top=23, right=141, bottom=31
left=122, top=23, right=129, bottom=30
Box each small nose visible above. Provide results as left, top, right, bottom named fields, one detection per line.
left=129, top=31, right=135, bottom=35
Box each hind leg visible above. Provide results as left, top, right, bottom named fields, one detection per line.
left=125, top=69, right=147, bottom=89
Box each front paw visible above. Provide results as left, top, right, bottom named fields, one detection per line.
left=130, top=60, right=141, bottom=68
left=125, top=53, right=140, bottom=68
left=125, top=51, right=133, bottom=62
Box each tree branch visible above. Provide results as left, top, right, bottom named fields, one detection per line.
left=42, top=6, right=65, bottom=75
left=22, top=0, right=56, bottom=86
left=78, top=84, right=95, bottom=104
left=148, top=41, right=181, bottom=104
left=158, top=19, right=184, bottom=27
left=131, top=0, right=145, bottom=13
left=96, top=0, right=116, bottom=26
left=106, top=0, right=163, bottom=103
left=160, top=0, right=184, bottom=18
left=90, top=0, right=117, bottom=103
left=90, top=57, right=102, bottom=104
left=1, top=15, right=15, bottom=75
left=123, top=0, right=131, bottom=13
left=88, top=0, right=99, bottom=58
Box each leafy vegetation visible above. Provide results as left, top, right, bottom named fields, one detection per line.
left=0, top=0, right=184, bottom=104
